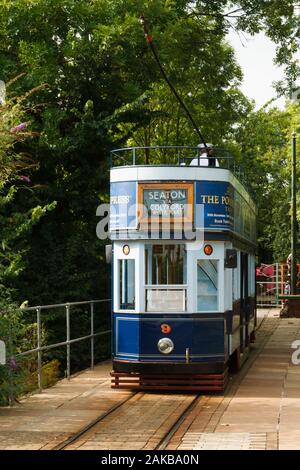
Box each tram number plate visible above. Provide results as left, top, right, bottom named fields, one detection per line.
left=161, top=323, right=171, bottom=334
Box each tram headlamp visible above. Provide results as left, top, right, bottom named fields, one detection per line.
left=123, top=244, right=130, bottom=255
left=157, top=338, right=174, bottom=354
left=204, top=244, right=213, bottom=256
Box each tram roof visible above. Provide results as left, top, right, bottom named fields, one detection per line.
left=110, top=146, right=256, bottom=208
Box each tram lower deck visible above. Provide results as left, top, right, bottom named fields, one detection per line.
left=108, top=147, right=257, bottom=390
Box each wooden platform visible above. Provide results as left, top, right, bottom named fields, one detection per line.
left=110, top=370, right=228, bottom=391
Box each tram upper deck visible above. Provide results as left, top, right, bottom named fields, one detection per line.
left=109, top=146, right=256, bottom=247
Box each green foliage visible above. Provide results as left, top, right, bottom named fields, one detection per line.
left=0, top=0, right=298, bottom=306
left=235, top=102, right=300, bottom=262
left=25, top=359, right=61, bottom=392
left=0, top=303, right=61, bottom=404
left=192, top=1, right=300, bottom=94
left=0, top=79, right=32, bottom=186
left=0, top=79, right=59, bottom=402
left=0, top=306, right=27, bottom=405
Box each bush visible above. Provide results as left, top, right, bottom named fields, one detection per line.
left=0, top=306, right=28, bottom=405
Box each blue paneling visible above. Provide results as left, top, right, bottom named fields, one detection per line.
left=113, top=313, right=225, bottom=362
left=192, top=319, right=224, bottom=355
left=110, top=181, right=136, bottom=230
left=114, top=316, right=139, bottom=359
left=195, top=181, right=234, bottom=231
left=140, top=319, right=192, bottom=358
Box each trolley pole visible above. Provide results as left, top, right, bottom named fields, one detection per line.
left=291, top=131, right=297, bottom=294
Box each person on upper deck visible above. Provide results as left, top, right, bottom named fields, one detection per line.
left=190, top=143, right=219, bottom=167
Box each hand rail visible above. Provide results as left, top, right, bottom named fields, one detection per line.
left=4, top=299, right=111, bottom=395
left=109, top=146, right=252, bottom=196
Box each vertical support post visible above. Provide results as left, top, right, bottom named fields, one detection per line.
left=275, top=263, right=279, bottom=306
left=66, top=304, right=70, bottom=380
left=90, top=302, right=94, bottom=370
left=291, top=131, right=297, bottom=294
left=281, top=263, right=284, bottom=298
left=37, top=307, right=42, bottom=392
left=8, top=320, right=14, bottom=407
left=132, top=147, right=136, bottom=165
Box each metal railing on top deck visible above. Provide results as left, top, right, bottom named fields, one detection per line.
left=109, top=146, right=250, bottom=192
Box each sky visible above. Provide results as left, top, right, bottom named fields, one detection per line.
left=227, top=30, right=287, bottom=110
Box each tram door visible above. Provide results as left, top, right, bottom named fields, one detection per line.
left=240, top=252, right=249, bottom=352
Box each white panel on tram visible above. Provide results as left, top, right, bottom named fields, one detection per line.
left=110, top=166, right=255, bottom=210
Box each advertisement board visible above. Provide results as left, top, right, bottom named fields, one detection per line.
left=110, top=181, right=137, bottom=230
left=195, top=181, right=234, bottom=230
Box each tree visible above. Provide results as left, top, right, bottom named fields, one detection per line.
left=0, top=0, right=299, bottom=306
left=0, top=0, right=251, bottom=304
left=190, top=1, right=300, bottom=94
left=0, top=79, right=56, bottom=303
left=0, top=79, right=57, bottom=404
left=234, top=101, right=300, bottom=263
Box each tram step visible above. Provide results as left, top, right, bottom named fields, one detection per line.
left=110, top=370, right=228, bottom=391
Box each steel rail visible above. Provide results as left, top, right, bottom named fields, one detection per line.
left=22, top=299, right=110, bottom=312
left=154, top=394, right=200, bottom=450
left=16, top=330, right=111, bottom=357
left=53, top=392, right=140, bottom=450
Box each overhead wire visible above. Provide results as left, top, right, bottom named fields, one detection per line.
left=139, top=15, right=207, bottom=148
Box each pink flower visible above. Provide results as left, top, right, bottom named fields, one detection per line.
left=8, top=357, right=17, bottom=370
left=10, top=122, right=27, bottom=134
left=19, top=175, right=31, bottom=183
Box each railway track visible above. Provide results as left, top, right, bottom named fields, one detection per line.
left=53, top=316, right=276, bottom=451
left=52, top=393, right=139, bottom=450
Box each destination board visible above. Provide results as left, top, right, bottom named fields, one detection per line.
left=138, top=182, right=194, bottom=225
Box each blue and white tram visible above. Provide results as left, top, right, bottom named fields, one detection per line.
left=108, top=147, right=257, bottom=391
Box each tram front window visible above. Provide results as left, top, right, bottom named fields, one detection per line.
left=197, top=259, right=219, bottom=311
left=145, top=244, right=187, bottom=312
left=145, top=244, right=186, bottom=285
left=119, top=259, right=135, bottom=310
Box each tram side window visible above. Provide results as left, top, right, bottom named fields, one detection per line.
left=197, top=260, right=219, bottom=311
left=119, top=259, right=135, bottom=310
